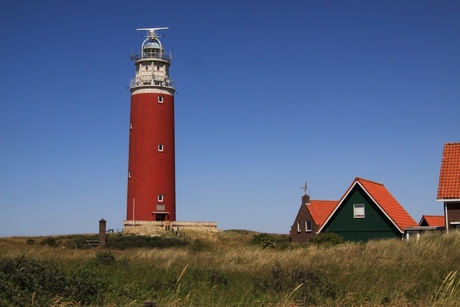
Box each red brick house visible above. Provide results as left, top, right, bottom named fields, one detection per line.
left=289, top=193, right=337, bottom=243
left=437, top=142, right=460, bottom=232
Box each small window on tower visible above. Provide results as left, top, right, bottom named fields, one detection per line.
left=130, top=122, right=133, bottom=130
left=158, top=96, right=164, bottom=103
left=158, top=144, right=164, bottom=152
left=128, top=171, right=131, bottom=179
left=158, top=194, right=164, bottom=202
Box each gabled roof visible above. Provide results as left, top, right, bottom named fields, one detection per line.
left=318, top=177, right=417, bottom=233
left=419, top=215, right=445, bottom=227
left=307, top=200, right=338, bottom=229
left=437, top=142, right=460, bottom=200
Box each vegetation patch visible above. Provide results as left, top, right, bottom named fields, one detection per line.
left=0, top=255, right=106, bottom=306
left=313, top=231, right=344, bottom=246
left=104, top=234, right=187, bottom=250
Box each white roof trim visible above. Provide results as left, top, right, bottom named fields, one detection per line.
left=437, top=198, right=460, bottom=202
left=317, top=180, right=403, bottom=234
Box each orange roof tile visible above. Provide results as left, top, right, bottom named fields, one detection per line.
left=419, top=215, right=445, bottom=227
left=355, top=178, right=418, bottom=232
left=307, top=200, right=338, bottom=228
left=437, top=142, right=460, bottom=199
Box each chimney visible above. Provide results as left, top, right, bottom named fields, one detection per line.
left=302, top=194, right=310, bottom=205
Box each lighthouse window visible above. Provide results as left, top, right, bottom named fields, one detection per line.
left=158, top=144, right=164, bottom=152
left=158, top=96, right=164, bottom=103
left=158, top=194, right=164, bottom=202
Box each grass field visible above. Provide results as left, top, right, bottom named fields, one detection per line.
left=1, top=230, right=460, bottom=306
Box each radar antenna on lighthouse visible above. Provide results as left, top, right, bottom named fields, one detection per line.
left=137, top=27, right=169, bottom=39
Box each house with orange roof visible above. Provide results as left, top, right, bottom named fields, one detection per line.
left=419, top=215, right=445, bottom=227
left=289, top=191, right=337, bottom=243
left=290, top=177, right=418, bottom=243
left=437, top=142, right=460, bottom=232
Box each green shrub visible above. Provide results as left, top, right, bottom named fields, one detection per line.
left=313, top=232, right=344, bottom=246
left=251, top=233, right=276, bottom=248
left=40, top=237, right=57, bottom=247
left=189, top=239, right=211, bottom=251
left=104, top=234, right=187, bottom=250
left=252, top=262, right=342, bottom=305
left=0, top=255, right=106, bottom=306
left=94, top=251, right=116, bottom=265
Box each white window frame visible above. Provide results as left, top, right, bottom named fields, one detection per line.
left=305, top=220, right=312, bottom=232
left=158, top=144, right=164, bottom=152
left=353, top=204, right=365, bottom=218
left=158, top=96, right=164, bottom=103
left=297, top=221, right=301, bottom=233
left=158, top=194, right=164, bottom=202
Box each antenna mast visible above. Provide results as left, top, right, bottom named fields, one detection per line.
left=300, top=180, right=308, bottom=196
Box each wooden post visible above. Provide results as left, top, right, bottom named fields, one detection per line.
left=99, top=219, right=106, bottom=245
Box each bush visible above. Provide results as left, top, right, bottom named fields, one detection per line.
left=313, top=232, right=344, bottom=246
left=94, top=251, right=116, bottom=265
left=40, top=237, right=58, bottom=247
left=250, top=233, right=276, bottom=248
left=104, top=234, right=187, bottom=250
left=189, top=239, right=211, bottom=251
left=0, top=255, right=106, bottom=305
left=252, top=262, right=342, bottom=305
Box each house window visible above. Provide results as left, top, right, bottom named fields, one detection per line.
left=354, top=204, right=365, bottom=218
left=158, top=96, right=164, bottom=103
left=305, top=221, right=312, bottom=232
left=158, top=194, right=164, bottom=202
left=158, top=144, right=164, bottom=152
left=297, top=221, right=301, bottom=233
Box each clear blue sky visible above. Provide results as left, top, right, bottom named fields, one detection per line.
left=1, top=0, right=459, bottom=236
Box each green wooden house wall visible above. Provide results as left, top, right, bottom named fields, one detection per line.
left=323, top=185, right=401, bottom=241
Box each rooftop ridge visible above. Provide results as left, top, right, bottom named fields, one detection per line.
left=354, top=177, right=384, bottom=186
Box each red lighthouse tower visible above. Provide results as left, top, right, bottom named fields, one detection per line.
left=126, top=27, right=176, bottom=224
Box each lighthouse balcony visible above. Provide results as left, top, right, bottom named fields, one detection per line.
left=130, top=52, right=171, bottom=63
left=130, top=76, right=175, bottom=89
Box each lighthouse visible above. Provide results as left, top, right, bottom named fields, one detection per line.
left=126, top=27, right=176, bottom=225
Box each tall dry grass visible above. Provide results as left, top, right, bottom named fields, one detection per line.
left=1, top=230, right=460, bottom=306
